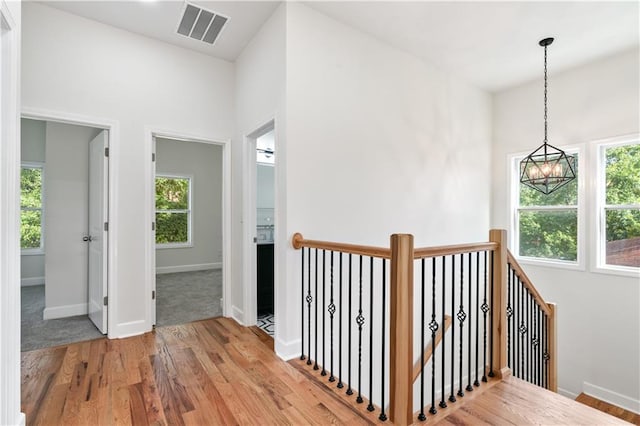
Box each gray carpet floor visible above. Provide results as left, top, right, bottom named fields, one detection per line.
left=21, top=269, right=222, bottom=352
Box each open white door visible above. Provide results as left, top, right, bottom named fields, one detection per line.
left=152, top=136, right=156, bottom=326
left=88, top=130, right=108, bottom=334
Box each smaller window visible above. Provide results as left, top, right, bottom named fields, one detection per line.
left=512, top=150, right=581, bottom=265
left=155, top=174, right=192, bottom=247
left=597, top=140, right=640, bottom=271
left=20, top=163, right=44, bottom=253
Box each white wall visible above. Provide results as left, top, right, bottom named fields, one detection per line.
left=0, top=0, right=23, bottom=423
left=20, top=118, right=45, bottom=285
left=234, top=4, right=286, bottom=331
left=492, top=48, right=640, bottom=409
left=256, top=164, right=274, bottom=209
left=22, top=2, right=234, bottom=337
left=155, top=137, right=222, bottom=272
left=281, top=3, right=492, bottom=359
left=44, top=121, right=100, bottom=320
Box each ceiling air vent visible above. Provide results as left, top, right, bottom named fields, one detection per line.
left=177, top=2, right=229, bottom=45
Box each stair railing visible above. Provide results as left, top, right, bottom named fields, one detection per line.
left=292, top=229, right=556, bottom=425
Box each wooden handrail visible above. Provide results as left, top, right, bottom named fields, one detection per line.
left=291, top=233, right=391, bottom=259
left=413, top=242, right=498, bottom=259
left=506, top=250, right=552, bottom=316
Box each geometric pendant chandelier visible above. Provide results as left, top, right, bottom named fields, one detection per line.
left=520, top=37, right=576, bottom=195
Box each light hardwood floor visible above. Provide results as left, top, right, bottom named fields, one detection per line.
left=22, top=316, right=629, bottom=426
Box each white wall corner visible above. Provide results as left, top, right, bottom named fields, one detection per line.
left=42, top=303, right=88, bottom=320
left=275, top=337, right=301, bottom=361
left=231, top=305, right=244, bottom=325
left=558, top=387, right=579, bottom=400
left=583, top=382, right=640, bottom=414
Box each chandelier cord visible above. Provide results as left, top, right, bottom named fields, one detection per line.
left=543, top=44, right=548, bottom=144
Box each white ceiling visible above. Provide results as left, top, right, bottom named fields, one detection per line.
left=43, top=1, right=639, bottom=92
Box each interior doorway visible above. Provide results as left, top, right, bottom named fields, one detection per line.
left=244, top=120, right=276, bottom=339
left=151, top=135, right=225, bottom=327
left=19, top=117, right=109, bottom=351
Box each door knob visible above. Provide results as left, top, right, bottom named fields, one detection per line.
left=83, top=236, right=92, bottom=242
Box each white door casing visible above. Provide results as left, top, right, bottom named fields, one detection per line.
left=88, top=130, right=109, bottom=333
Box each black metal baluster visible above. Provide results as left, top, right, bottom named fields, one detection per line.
left=356, top=255, right=364, bottom=403
left=347, top=254, right=353, bottom=394
left=367, top=257, right=375, bottom=412
left=457, top=254, right=465, bottom=398
left=314, top=249, right=319, bottom=370
left=533, top=303, right=539, bottom=386
left=338, top=253, right=343, bottom=388
left=481, top=251, right=489, bottom=382
left=321, top=250, right=326, bottom=376
left=430, top=258, right=438, bottom=415
left=489, top=251, right=495, bottom=378
left=543, top=313, right=548, bottom=389
left=301, top=247, right=305, bottom=361
left=307, top=246, right=312, bottom=365
left=466, top=252, right=473, bottom=393
left=507, top=266, right=512, bottom=371
left=474, top=251, right=480, bottom=388
left=528, top=291, right=532, bottom=382
left=440, top=256, right=447, bottom=409
left=329, top=251, right=336, bottom=382
left=418, top=258, right=426, bottom=422
left=519, top=279, right=525, bottom=379
left=449, top=254, right=456, bottom=403
left=379, top=259, right=387, bottom=421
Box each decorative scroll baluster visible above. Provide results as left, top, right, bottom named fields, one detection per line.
left=329, top=251, right=336, bottom=382
left=300, top=248, right=305, bottom=361
left=466, top=252, right=473, bottom=393
left=440, top=256, right=447, bottom=409
left=533, top=303, right=539, bottom=386
left=519, top=279, right=526, bottom=378
left=347, top=254, right=353, bottom=394
left=356, top=255, right=364, bottom=403
left=457, top=254, right=466, bottom=398
left=506, top=266, right=512, bottom=370
left=430, top=258, right=438, bottom=414
left=307, top=246, right=312, bottom=365
left=543, top=313, right=549, bottom=389
left=379, top=259, right=387, bottom=421
left=367, top=257, right=375, bottom=412
left=449, top=255, right=456, bottom=403
left=418, top=259, right=426, bottom=422
left=314, top=249, right=319, bottom=370
left=338, top=253, right=343, bottom=388
left=474, top=251, right=480, bottom=388
left=321, top=250, right=326, bottom=376
left=528, top=291, right=532, bottom=382
left=481, top=251, right=488, bottom=382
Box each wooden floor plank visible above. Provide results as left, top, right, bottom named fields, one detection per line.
left=22, top=317, right=629, bottom=426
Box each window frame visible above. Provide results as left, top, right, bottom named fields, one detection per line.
left=155, top=173, right=193, bottom=249
left=20, top=162, right=45, bottom=255
left=593, top=136, right=640, bottom=277
left=509, top=145, right=585, bottom=270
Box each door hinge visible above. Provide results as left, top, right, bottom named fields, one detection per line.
left=152, top=153, right=156, bottom=162
left=104, top=222, right=109, bottom=231
left=103, top=296, right=108, bottom=306
left=105, top=147, right=109, bottom=157
left=152, top=222, right=156, bottom=231
left=152, top=290, right=156, bottom=300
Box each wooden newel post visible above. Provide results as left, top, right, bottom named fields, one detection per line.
left=547, top=302, right=558, bottom=392
left=489, top=229, right=510, bottom=378
left=389, top=234, right=414, bottom=426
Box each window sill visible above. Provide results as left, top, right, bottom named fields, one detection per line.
left=156, top=243, right=193, bottom=250
left=21, top=250, right=44, bottom=256
left=591, top=265, right=640, bottom=278
left=516, top=256, right=585, bottom=272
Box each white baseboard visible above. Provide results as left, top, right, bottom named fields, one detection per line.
left=583, top=381, right=640, bottom=414
left=231, top=305, right=244, bottom=325
left=43, top=303, right=88, bottom=320
left=156, top=262, right=221, bottom=274
left=21, top=276, right=44, bottom=286
left=558, top=387, right=579, bottom=400
left=275, top=337, right=301, bottom=361
left=16, top=412, right=25, bottom=426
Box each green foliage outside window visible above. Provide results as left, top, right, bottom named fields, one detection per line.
left=518, top=154, right=578, bottom=261
left=21, top=167, right=43, bottom=250
left=155, top=176, right=190, bottom=244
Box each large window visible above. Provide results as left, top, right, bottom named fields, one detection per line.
left=21, top=164, right=44, bottom=252
left=512, top=151, right=580, bottom=265
left=155, top=174, right=191, bottom=247
left=597, top=140, right=640, bottom=270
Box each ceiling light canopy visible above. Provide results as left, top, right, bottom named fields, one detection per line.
left=520, top=38, right=576, bottom=195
